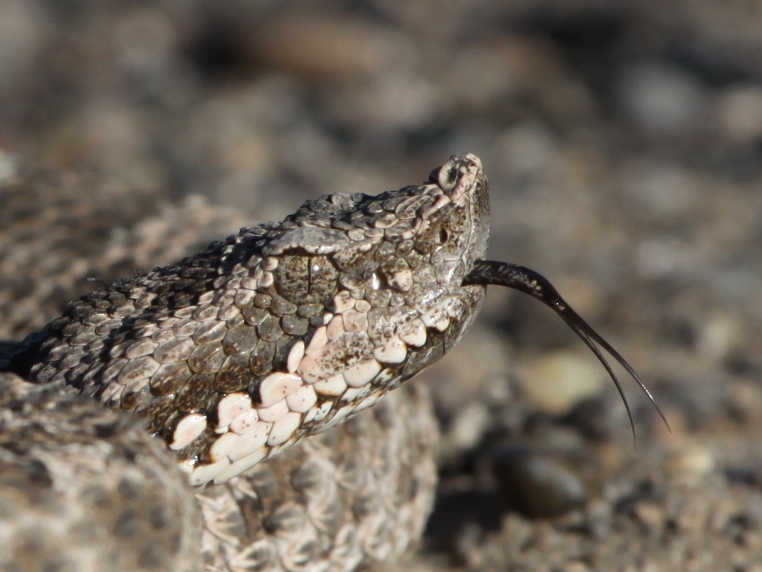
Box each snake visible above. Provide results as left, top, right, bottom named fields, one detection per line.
left=0, top=153, right=661, bottom=571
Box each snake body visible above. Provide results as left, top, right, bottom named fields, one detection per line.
left=0, top=154, right=487, bottom=570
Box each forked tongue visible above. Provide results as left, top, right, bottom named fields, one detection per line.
left=463, top=259, right=669, bottom=442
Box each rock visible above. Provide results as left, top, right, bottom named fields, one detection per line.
left=520, top=350, right=605, bottom=416
left=492, top=448, right=587, bottom=518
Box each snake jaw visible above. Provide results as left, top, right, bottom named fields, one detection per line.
left=463, top=259, right=670, bottom=442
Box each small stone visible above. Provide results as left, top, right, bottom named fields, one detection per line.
left=668, top=445, right=715, bottom=476
left=492, top=449, right=586, bottom=518
left=634, top=501, right=665, bottom=532
left=521, top=351, right=605, bottom=415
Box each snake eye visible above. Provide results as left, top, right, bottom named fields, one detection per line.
left=439, top=166, right=459, bottom=190
left=430, top=159, right=462, bottom=192
left=438, top=228, right=449, bottom=244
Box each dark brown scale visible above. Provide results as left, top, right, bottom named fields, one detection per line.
left=149, top=362, right=191, bottom=397
left=280, top=314, right=309, bottom=336
left=249, top=340, right=275, bottom=376
left=174, top=373, right=217, bottom=413
left=252, top=294, right=271, bottom=309
left=404, top=248, right=427, bottom=270
left=120, top=390, right=142, bottom=410
left=374, top=242, right=396, bottom=261
left=193, top=321, right=227, bottom=345
left=224, top=314, right=246, bottom=331
left=331, top=243, right=378, bottom=274
left=214, top=354, right=250, bottom=392
left=45, top=344, right=70, bottom=362
left=295, top=303, right=321, bottom=319
left=222, top=324, right=259, bottom=356
left=187, top=343, right=224, bottom=374
left=65, top=362, right=91, bottom=385
left=269, top=296, right=297, bottom=316
left=255, top=314, right=280, bottom=342
left=242, top=305, right=268, bottom=327
left=273, top=338, right=296, bottom=371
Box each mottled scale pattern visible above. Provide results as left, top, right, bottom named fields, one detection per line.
left=0, top=373, right=202, bottom=572
left=0, top=153, right=489, bottom=571
left=199, top=383, right=438, bottom=572
left=6, top=153, right=489, bottom=490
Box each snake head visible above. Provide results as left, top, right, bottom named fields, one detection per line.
left=14, top=154, right=495, bottom=488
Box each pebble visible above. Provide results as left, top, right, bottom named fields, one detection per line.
left=448, top=401, right=490, bottom=451
left=520, top=351, right=605, bottom=416
left=719, top=86, right=762, bottom=141
left=668, top=444, right=715, bottom=476
left=492, top=449, right=587, bottom=518
left=617, top=63, right=710, bottom=138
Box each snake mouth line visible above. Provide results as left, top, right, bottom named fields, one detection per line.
left=463, top=259, right=670, bottom=442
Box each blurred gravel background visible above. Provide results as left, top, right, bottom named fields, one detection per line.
left=2, top=1, right=762, bottom=570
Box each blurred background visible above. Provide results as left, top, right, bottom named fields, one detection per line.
left=2, top=1, right=762, bottom=569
